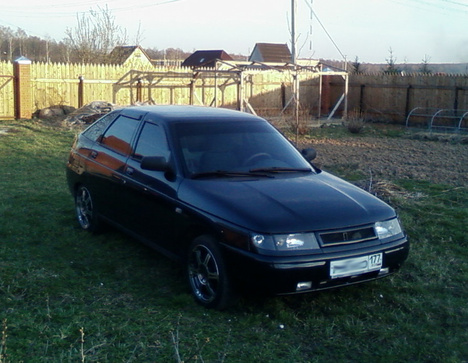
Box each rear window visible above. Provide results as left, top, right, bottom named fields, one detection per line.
left=82, top=111, right=118, bottom=142
left=101, top=116, right=140, bottom=155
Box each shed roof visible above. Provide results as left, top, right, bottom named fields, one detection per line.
left=249, top=43, right=292, bottom=63
left=181, top=50, right=234, bottom=68
left=108, top=45, right=151, bottom=64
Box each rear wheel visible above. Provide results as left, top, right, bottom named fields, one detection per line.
left=187, top=235, right=236, bottom=310
left=75, top=185, right=100, bottom=232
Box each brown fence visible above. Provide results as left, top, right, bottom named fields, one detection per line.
left=328, top=73, right=468, bottom=127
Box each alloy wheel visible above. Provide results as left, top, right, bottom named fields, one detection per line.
left=188, top=244, right=220, bottom=304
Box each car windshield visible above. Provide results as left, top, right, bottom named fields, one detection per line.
left=173, top=120, right=313, bottom=177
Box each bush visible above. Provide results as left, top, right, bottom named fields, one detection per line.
left=345, top=114, right=365, bottom=134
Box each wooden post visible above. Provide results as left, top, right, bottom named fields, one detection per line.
left=190, top=73, right=196, bottom=105
left=13, top=56, right=32, bottom=119
left=405, top=84, right=412, bottom=119
left=214, top=71, right=218, bottom=108
left=318, top=72, right=323, bottom=119
left=136, top=78, right=142, bottom=102
left=281, top=83, right=286, bottom=109
left=359, top=84, right=365, bottom=116
left=343, top=74, right=348, bottom=119
left=454, top=86, right=461, bottom=113
left=321, top=74, right=331, bottom=116
left=78, top=76, right=84, bottom=108
left=238, top=71, right=244, bottom=111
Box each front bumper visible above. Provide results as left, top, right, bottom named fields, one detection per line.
left=224, top=237, right=409, bottom=295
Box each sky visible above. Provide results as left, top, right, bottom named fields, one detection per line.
left=2, top=0, right=468, bottom=64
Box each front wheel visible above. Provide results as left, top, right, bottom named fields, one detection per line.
left=187, top=236, right=236, bottom=310
left=74, top=185, right=100, bottom=232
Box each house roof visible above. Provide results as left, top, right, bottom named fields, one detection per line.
left=108, top=45, right=151, bottom=64
left=249, top=43, right=292, bottom=63
left=181, top=50, right=234, bottom=68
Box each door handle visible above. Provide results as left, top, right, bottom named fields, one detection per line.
left=90, top=150, right=98, bottom=159
left=126, top=166, right=134, bottom=176
left=112, top=174, right=126, bottom=184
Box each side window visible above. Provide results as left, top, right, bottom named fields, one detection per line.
left=82, top=111, right=118, bottom=142
left=101, top=116, right=140, bottom=155
left=134, top=122, right=170, bottom=161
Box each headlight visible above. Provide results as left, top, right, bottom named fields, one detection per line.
left=251, top=233, right=320, bottom=252
left=375, top=218, right=402, bottom=240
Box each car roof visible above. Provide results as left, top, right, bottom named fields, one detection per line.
left=119, top=105, right=265, bottom=124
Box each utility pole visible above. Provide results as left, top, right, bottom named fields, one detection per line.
left=291, top=0, right=297, bottom=64
left=291, top=0, right=300, bottom=142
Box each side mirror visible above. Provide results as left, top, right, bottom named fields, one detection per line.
left=141, top=156, right=170, bottom=171
left=301, top=148, right=317, bottom=161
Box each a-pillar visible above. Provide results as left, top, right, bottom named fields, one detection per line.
left=14, top=56, right=32, bottom=120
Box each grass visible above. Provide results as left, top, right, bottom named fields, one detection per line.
left=0, top=120, right=467, bottom=362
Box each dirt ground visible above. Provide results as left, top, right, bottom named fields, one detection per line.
left=307, top=135, right=468, bottom=187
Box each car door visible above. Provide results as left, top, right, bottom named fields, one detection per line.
left=123, top=119, right=186, bottom=257
left=85, top=112, right=141, bottom=225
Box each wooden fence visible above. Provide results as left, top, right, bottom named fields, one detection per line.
left=328, top=73, right=468, bottom=127
left=0, top=60, right=320, bottom=120
left=2, top=59, right=468, bottom=126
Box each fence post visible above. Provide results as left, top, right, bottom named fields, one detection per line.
left=405, top=85, right=412, bottom=119
left=281, top=82, right=286, bottom=109
left=136, top=78, right=142, bottom=102
left=13, top=56, right=32, bottom=119
left=78, top=76, right=84, bottom=108
left=359, top=84, right=365, bottom=115
left=454, top=87, right=461, bottom=113
left=321, top=75, right=331, bottom=115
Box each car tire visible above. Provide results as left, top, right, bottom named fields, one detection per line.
left=187, top=235, right=236, bottom=310
left=74, top=185, right=100, bottom=232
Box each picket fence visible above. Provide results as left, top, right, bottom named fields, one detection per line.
left=0, top=61, right=320, bottom=119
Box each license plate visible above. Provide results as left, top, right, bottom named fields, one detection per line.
left=330, top=253, right=382, bottom=279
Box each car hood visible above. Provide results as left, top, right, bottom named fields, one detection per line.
left=178, top=171, right=395, bottom=233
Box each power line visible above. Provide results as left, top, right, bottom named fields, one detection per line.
left=2, top=0, right=186, bottom=18
left=385, top=0, right=468, bottom=14
left=439, top=0, right=468, bottom=8
left=0, top=0, right=186, bottom=41
left=0, top=17, right=50, bottom=39
left=302, top=0, right=346, bottom=60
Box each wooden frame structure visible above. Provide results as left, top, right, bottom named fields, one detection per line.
left=112, top=59, right=348, bottom=119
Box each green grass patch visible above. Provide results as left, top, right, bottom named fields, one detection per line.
left=291, top=122, right=408, bottom=141
left=0, top=120, right=467, bottom=362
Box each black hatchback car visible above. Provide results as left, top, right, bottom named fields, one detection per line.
left=66, top=105, right=409, bottom=309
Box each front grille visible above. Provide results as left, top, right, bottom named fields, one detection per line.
left=319, top=226, right=377, bottom=246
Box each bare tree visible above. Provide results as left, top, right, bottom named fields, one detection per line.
left=65, top=5, right=128, bottom=63
left=0, top=26, right=14, bottom=61
left=15, top=28, right=28, bottom=58
left=134, top=21, right=145, bottom=46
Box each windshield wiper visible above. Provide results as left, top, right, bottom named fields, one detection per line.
left=191, top=170, right=274, bottom=179
left=249, top=167, right=312, bottom=173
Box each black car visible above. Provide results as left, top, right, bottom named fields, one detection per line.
left=66, top=105, right=409, bottom=309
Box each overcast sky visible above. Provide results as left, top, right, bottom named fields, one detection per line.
left=2, top=0, right=468, bottom=63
